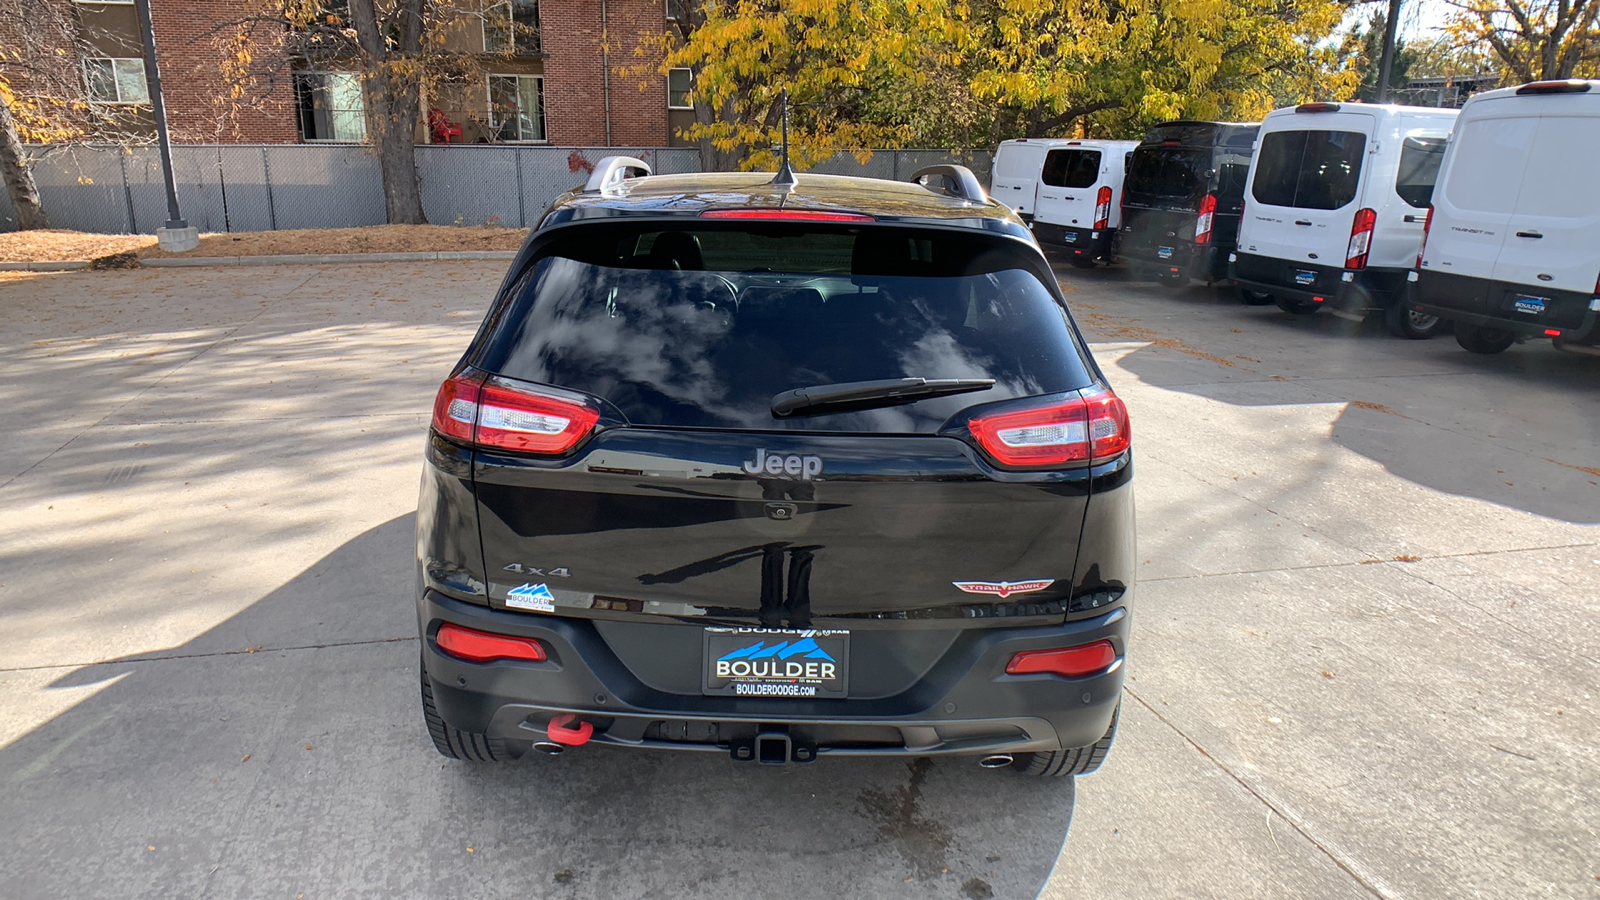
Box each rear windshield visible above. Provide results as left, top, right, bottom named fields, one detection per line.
left=1251, top=129, right=1367, bottom=210
left=994, top=146, right=1044, bottom=180
left=1395, top=135, right=1446, bottom=208
left=1124, top=147, right=1208, bottom=206
left=477, top=225, right=1091, bottom=433
left=1041, top=149, right=1102, bottom=188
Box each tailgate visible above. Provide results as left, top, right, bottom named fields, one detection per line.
left=475, top=429, right=1088, bottom=625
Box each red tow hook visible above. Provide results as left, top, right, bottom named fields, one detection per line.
left=546, top=713, right=593, bottom=746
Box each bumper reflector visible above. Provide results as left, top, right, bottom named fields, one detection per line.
left=1006, top=640, right=1116, bottom=677
left=436, top=623, right=547, bottom=663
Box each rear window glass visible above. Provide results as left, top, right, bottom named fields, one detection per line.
left=1395, top=135, right=1447, bottom=208
left=994, top=146, right=1044, bottom=180
left=1251, top=130, right=1367, bottom=210
left=1041, top=149, right=1102, bottom=188
left=1441, top=116, right=1536, bottom=213
left=477, top=226, right=1090, bottom=433
left=1124, top=147, right=1208, bottom=206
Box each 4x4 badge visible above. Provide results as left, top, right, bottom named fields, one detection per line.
left=952, top=579, right=1054, bottom=599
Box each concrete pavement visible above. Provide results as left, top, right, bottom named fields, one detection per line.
left=1, top=260, right=1595, bottom=898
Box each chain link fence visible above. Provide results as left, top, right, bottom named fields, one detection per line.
left=3, top=146, right=993, bottom=234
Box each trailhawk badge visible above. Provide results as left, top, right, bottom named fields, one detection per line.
left=952, top=579, right=1055, bottom=599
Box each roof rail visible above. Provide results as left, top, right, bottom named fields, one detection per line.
left=584, top=156, right=652, bottom=194
left=910, top=165, right=987, bottom=204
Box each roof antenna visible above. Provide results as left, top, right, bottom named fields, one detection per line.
left=771, top=89, right=797, bottom=186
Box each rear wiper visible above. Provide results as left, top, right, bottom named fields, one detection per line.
left=771, top=377, right=995, bottom=417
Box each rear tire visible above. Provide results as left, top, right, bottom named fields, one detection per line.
left=1455, top=324, right=1516, bottom=354
left=1012, top=702, right=1119, bottom=777
left=1275, top=295, right=1322, bottom=315
left=1385, top=303, right=1442, bottom=339
left=421, top=664, right=516, bottom=761
left=1235, top=287, right=1274, bottom=306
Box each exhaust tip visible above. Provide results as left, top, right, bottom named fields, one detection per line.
left=978, top=754, right=1014, bottom=769
left=532, top=741, right=566, bottom=756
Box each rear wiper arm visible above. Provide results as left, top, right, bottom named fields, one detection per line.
left=771, top=377, right=995, bottom=417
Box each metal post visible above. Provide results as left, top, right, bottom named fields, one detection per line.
left=134, top=0, right=186, bottom=229
left=1375, top=0, right=1403, bottom=103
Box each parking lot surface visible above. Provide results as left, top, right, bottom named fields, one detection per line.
left=1, top=260, right=1596, bottom=899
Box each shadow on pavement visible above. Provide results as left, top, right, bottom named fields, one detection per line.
left=3, top=515, right=1075, bottom=900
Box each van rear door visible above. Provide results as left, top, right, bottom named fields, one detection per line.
left=1424, top=104, right=1537, bottom=284
left=1240, top=111, right=1375, bottom=278
left=1034, top=147, right=1103, bottom=228
left=1489, top=109, right=1600, bottom=328
left=991, top=142, right=1049, bottom=218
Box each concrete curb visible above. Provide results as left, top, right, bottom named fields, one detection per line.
left=0, top=260, right=91, bottom=272
left=3, top=250, right=518, bottom=272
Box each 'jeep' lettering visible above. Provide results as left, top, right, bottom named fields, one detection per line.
left=742, top=448, right=823, bottom=480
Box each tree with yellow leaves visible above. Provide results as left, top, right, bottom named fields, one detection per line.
left=1444, top=0, right=1600, bottom=82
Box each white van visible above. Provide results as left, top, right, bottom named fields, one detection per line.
left=1030, top=139, right=1140, bottom=267
left=1410, top=80, right=1600, bottom=354
left=1229, top=102, right=1458, bottom=337
left=989, top=138, right=1079, bottom=223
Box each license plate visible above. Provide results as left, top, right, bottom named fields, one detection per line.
left=1513, top=294, right=1547, bottom=315
left=703, top=628, right=849, bottom=699
left=1064, top=230, right=1080, bottom=242
left=1157, top=246, right=1174, bottom=259
left=1295, top=270, right=1316, bottom=286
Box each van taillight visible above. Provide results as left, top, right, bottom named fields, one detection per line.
left=1417, top=206, right=1433, bottom=268
left=1194, top=193, right=1217, bottom=246
left=967, top=388, right=1131, bottom=469
left=1345, top=207, right=1377, bottom=270
left=431, top=372, right=601, bottom=455
left=1094, top=186, right=1113, bottom=230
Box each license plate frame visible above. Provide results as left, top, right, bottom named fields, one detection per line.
left=702, top=628, right=850, bottom=699
left=1294, top=270, right=1317, bottom=286
left=1157, top=246, right=1174, bottom=259
left=1512, top=294, right=1548, bottom=316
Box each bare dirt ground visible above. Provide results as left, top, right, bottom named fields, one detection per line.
left=0, top=224, right=530, bottom=263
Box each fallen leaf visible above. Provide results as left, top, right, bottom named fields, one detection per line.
left=241, top=753, right=251, bottom=763
left=466, top=847, right=475, bottom=853
left=304, top=744, right=313, bottom=751
left=1393, top=555, right=1421, bottom=562
left=1321, top=671, right=1335, bottom=679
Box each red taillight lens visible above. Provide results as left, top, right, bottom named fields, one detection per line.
left=1094, top=186, right=1112, bottom=230
left=1195, top=193, right=1217, bottom=245
left=700, top=209, right=874, bottom=222
left=967, top=388, right=1130, bottom=469
left=436, top=623, right=547, bottom=663
left=1417, top=205, right=1433, bottom=268
left=1346, top=207, right=1377, bottom=270
left=431, top=373, right=600, bottom=455
left=1006, top=640, right=1116, bottom=677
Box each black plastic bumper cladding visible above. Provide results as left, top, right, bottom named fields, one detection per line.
left=419, top=589, right=1129, bottom=756
left=1412, top=269, right=1599, bottom=338
left=1230, top=254, right=1409, bottom=311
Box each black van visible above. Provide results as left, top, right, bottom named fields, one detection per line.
left=1119, top=121, right=1260, bottom=286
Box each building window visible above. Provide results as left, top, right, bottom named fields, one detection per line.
left=665, top=0, right=689, bottom=21
left=488, top=74, right=546, bottom=142
left=294, top=72, right=367, bottom=142
left=484, top=0, right=540, bottom=55
left=84, top=58, right=149, bottom=105
left=667, top=68, right=692, bottom=109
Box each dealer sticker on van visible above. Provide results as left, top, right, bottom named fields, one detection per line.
left=1158, top=246, right=1174, bottom=259
left=1513, top=295, right=1547, bottom=316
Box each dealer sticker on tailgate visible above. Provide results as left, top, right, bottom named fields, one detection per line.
left=703, top=628, right=850, bottom=699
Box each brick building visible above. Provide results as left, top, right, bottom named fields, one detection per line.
left=46, top=0, right=691, bottom=146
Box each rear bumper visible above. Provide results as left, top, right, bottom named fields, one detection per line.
left=1230, top=254, right=1408, bottom=312
left=1409, top=270, right=1600, bottom=340
left=1033, top=222, right=1115, bottom=260
left=418, top=589, right=1129, bottom=759
left=1124, top=240, right=1228, bottom=282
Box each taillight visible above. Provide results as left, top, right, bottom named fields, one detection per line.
left=967, top=388, right=1130, bottom=469
left=1346, top=207, right=1377, bottom=270
left=1006, top=640, right=1116, bottom=677
left=1417, top=205, right=1433, bottom=268
left=1195, top=193, right=1216, bottom=245
left=430, top=372, right=600, bottom=455
left=436, top=623, right=547, bottom=663
left=1094, top=186, right=1112, bottom=230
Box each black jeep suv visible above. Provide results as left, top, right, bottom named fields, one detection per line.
left=416, top=159, right=1134, bottom=776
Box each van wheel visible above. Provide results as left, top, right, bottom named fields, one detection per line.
left=1455, top=324, right=1516, bottom=354
left=1235, top=288, right=1274, bottom=305
left=1385, top=303, right=1443, bottom=339
left=1275, top=295, right=1322, bottom=315
left=421, top=664, right=517, bottom=761
left=1012, top=703, right=1119, bottom=777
